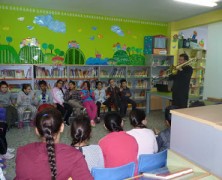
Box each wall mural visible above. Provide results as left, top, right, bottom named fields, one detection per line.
left=0, top=5, right=169, bottom=66
left=33, top=14, right=66, bottom=33
left=0, top=36, right=145, bottom=65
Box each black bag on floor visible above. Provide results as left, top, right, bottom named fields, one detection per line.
left=0, top=122, right=7, bottom=155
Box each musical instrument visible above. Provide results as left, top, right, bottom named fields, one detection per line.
left=164, top=57, right=202, bottom=77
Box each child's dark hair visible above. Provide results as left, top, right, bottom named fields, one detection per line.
left=96, top=81, right=102, bottom=88
left=69, top=81, right=76, bottom=86
left=38, top=80, right=47, bottom=86
left=35, top=108, right=63, bottom=180
left=70, top=116, right=91, bottom=146
left=0, top=81, right=8, bottom=87
left=56, top=79, right=63, bottom=86
left=165, top=105, right=179, bottom=125
left=22, top=84, right=31, bottom=91
left=104, top=112, right=123, bottom=132
left=120, top=79, right=127, bottom=84
left=129, top=109, right=147, bottom=128
left=83, top=81, right=91, bottom=91
left=108, top=78, right=113, bottom=84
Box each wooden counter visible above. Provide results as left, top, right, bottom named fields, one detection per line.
left=170, top=104, right=222, bottom=178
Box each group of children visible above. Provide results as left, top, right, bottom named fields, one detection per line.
left=0, top=77, right=137, bottom=127
left=15, top=107, right=160, bottom=179
left=0, top=78, right=179, bottom=178
left=0, top=78, right=136, bottom=162
left=38, top=78, right=136, bottom=127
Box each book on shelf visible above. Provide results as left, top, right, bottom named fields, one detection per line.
left=35, top=66, right=51, bottom=78
left=110, top=67, right=125, bottom=78
left=0, top=69, right=25, bottom=79
left=135, top=80, right=148, bottom=89
left=15, top=70, right=24, bottom=78
left=133, top=69, right=148, bottom=77
left=25, top=67, right=32, bottom=78
left=142, top=167, right=193, bottom=180
left=100, top=70, right=109, bottom=77
left=69, top=67, right=98, bottom=78
left=8, top=84, right=23, bottom=92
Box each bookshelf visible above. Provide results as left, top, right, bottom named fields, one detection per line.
left=126, top=66, right=150, bottom=110
left=97, top=65, right=150, bottom=110
left=144, top=55, right=174, bottom=110
left=178, top=48, right=206, bottom=97
left=0, top=64, right=34, bottom=92
left=145, top=54, right=174, bottom=88
left=0, top=64, right=151, bottom=110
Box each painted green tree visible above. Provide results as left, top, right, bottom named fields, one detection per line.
left=42, top=43, right=48, bottom=53
left=0, top=45, right=19, bottom=64
left=48, top=44, right=54, bottom=54
left=19, top=46, right=44, bottom=64
left=113, top=50, right=129, bottom=65
left=65, top=47, right=85, bottom=64
left=6, top=36, right=13, bottom=45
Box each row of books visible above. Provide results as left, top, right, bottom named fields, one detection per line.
left=127, top=69, right=149, bottom=77
left=127, top=80, right=149, bottom=89
left=100, top=67, right=126, bottom=78
left=69, top=67, right=98, bottom=78
left=0, top=68, right=32, bottom=79
left=34, top=67, right=67, bottom=78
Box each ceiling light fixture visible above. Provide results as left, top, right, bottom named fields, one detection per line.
left=174, top=0, right=219, bottom=7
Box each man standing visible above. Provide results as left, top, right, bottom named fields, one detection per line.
left=169, top=54, right=193, bottom=108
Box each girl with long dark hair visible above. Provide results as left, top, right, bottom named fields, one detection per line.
left=15, top=108, right=93, bottom=180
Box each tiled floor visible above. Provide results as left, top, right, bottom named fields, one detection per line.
left=5, top=110, right=166, bottom=179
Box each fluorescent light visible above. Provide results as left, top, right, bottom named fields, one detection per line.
left=174, top=0, right=219, bottom=7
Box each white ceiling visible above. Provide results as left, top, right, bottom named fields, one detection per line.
left=1, top=0, right=222, bottom=22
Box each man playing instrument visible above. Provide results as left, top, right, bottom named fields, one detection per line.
left=169, top=53, right=193, bottom=108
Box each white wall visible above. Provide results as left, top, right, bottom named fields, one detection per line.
left=203, top=21, right=222, bottom=99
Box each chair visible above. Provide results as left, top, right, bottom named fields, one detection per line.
left=138, top=149, right=168, bottom=174
left=91, top=162, right=136, bottom=180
